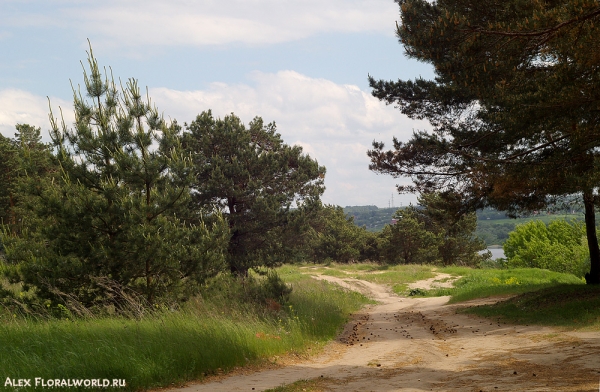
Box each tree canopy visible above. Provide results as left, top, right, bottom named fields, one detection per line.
left=368, top=0, right=600, bottom=283
left=1, top=48, right=228, bottom=307
left=183, top=111, right=326, bottom=275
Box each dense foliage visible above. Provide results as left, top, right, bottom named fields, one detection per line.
left=0, top=125, right=56, bottom=235
left=379, top=192, right=488, bottom=266
left=504, top=220, right=589, bottom=277
left=305, top=204, right=377, bottom=263
left=0, top=48, right=326, bottom=309
left=368, top=0, right=600, bottom=283
left=183, top=111, right=325, bottom=275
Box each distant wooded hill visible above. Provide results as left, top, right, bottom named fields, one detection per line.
left=343, top=205, right=401, bottom=232
left=344, top=205, right=586, bottom=246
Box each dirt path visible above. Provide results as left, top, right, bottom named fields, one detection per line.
left=176, top=274, right=600, bottom=391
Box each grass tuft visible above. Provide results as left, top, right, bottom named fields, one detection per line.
left=265, top=377, right=333, bottom=392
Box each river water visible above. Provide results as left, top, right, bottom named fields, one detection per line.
left=486, top=248, right=505, bottom=260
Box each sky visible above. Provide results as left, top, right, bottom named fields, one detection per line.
left=0, top=0, right=435, bottom=208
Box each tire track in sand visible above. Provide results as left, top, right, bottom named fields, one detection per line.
left=173, top=274, right=600, bottom=392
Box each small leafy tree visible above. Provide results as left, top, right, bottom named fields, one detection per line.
left=184, top=111, right=325, bottom=274
left=306, top=204, right=374, bottom=263
left=378, top=192, right=487, bottom=266
left=504, top=220, right=589, bottom=277
left=414, top=192, right=488, bottom=266
left=379, top=208, right=439, bottom=264
left=2, top=48, right=228, bottom=307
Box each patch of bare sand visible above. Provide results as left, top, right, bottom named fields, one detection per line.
left=407, top=272, right=460, bottom=290
left=171, top=274, right=600, bottom=392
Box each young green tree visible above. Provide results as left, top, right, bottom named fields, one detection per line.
left=378, top=208, right=440, bottom=265
left=414, top=192, right=488, bottom=266
left=306, top=204, right=374, bottom=263
left=368, top=0, right=600, bottom=283
left=2, top=49, right=228, bottom=307
left=183, top=111, right=325, bottom=274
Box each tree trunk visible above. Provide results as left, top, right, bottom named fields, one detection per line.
left=583, top=190, right=600, bottom=284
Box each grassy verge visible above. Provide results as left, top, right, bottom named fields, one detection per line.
left=462, top=284, right=600, bottom=330
left=403, top=266, right=599, bottom=330
left=0, top=273, right=371, bottom=391
left=422, top=267, right=584, bottom=303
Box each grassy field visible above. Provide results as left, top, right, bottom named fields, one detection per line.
left=428, top=266, right=584, bottom=302
left=464, top=284, right=600, bottom=329
left=418, top=266, right=600, bottom=329
left=0, top=272, right=372, bottom=391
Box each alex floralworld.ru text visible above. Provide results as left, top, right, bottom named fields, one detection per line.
left=5, top=378, right=126, bottom=388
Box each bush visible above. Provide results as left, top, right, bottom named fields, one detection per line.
left=503, top=220, right=589, bottom=277
left=201, top=270, right=292, bottom=316
left=306, top=204, right=374, bottom=263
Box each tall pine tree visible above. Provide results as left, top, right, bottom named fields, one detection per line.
left=2, top=47, right=228, bottom=307
left=368, top=0, right=600, bottom=283
left=184, top=111, right=325, bottom=275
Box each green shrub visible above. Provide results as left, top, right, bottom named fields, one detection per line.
left=503, top=220, right=589, bottom=277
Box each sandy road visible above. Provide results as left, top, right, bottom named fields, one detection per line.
left=175, top=274, right=600, bottom=392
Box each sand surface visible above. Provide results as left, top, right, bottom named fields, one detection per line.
left=173, top=273, right=600, bottom=391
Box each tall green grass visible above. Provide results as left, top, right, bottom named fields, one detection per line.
left=0, top=275, right=371, bottom=391
left=407, top=266, right=599, bottom=330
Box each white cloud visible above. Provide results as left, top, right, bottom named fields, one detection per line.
left=6, top=0, right=399, bottom=48
left=0, top=71, right=425, bottom=207
left=150, top=70, right=426, bottom=207
left=0, top=89, right=73, bottom=142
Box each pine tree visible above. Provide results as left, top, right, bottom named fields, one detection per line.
left=306, top=204, right=373, bottom=263
left=411, top=192, right=488, bottom=266
left=0, top=134, right=17, bottom=228
left=379, top=208, right=440, bottom=265
left=183, top=111, right=325, bottom=274
left=368, top=0, right=600, bottom=283
left=0, top=125, right=56, bottom=233
left=2, top=47, right=228, bottom=307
